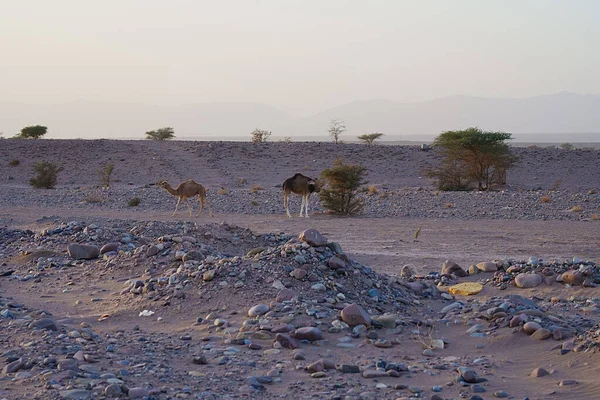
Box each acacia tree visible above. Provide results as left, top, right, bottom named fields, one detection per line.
left=328, top=118, right=346, bottom=144
left=358, top=132, right=384, bottom=145
left=145, top=127, right=175, bottom=140
left=15, top=125, right=47, bottom=139
left=428, top=127, right=515, bottom=191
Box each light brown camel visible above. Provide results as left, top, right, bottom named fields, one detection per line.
left=158, top=179, right=213, bottom=217
left=282, top=173, right=322, bottom=218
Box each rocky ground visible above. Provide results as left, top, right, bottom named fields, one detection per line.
left=1, top=139, right=600, bottom=400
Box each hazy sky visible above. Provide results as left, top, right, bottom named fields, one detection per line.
left=1, top=0, right=599, bottom=116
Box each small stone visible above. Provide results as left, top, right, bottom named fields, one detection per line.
left=202, top=270, right=216, bottom=281
left=248, top=304, right=270, bottom=317
left=362, top=369, right=388, bottom=378
left=290, top=268, right=307, bottom=280
left=558, top=379, right=578, bottom=386
left=293, top=327, right=323, bottom=341
left=531, top=367, right=549, bottom=377
left=276, top=288, right=296, bottom=302
left=328, top=256, right=346, bottom=269
left=100, top=242, right=119, bottom=254
left=531, top=328, right=551, bottom=340
left=523, top=321, right=542, bottom=335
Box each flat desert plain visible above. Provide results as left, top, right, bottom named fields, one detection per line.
left=1, top=139, right=600, bottom=400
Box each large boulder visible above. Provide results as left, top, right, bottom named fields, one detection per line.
left=340, top=304, right=371, bottom=327
left=560, top=270, right=584, bottom=286
left=514, top=273, right=542, bottom=288
left=441, top=260, right=467, bottom=277
left=476, top=261, right=498, bottom=272
left=67, top=244, right=99, bottom=260
left=299, top=229, right=328, bottom=247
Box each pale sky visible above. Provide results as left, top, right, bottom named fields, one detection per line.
left=1, top=0, right=599, bottom=116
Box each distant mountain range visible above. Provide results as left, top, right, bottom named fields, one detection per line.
left=1, top=92, right=599, bottom=142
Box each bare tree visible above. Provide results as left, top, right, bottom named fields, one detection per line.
left=328, top=118, right=346, bottom=144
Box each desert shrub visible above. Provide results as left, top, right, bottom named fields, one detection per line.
left=97, top=162, right=115, bottom=188
left=592, top=214, right=599, bottom=221
left=319, top=158, right=367, bottom=215
left=425, top=158, right=472, bottom=191
left=15, top=125, right=47, bottom=139
left=444, top=203, right=454, bottom=208
left=570, top=205, right=583, bottom=212
left=250, top=129, right=271, bottom=143
left=427, top=127, right=515, bottom=191
left=358, top=133, right=384, bottom=145
left=250, top=185, right=263, bottom=193
left=560, top=142, right=574, bottom=150
left=549, top=179, right=562, bottom=191
left=217, top=187, right=229, bottom=195
left=29, top=161, right=63, bottom=189
left=84, top=193, right=104, bottom=203
left=251, top=200, right=260, bottom=206
left=540, top=195, right=551, bottom=203
left=145, top=127, right=175, bottom=140
left=237, top=177, right=247, bottom=185
left=8, top=159, right=20, bottom=166
left=366, top=185, right=379, bottom=196
left=128, top=197, right=141, bottom=207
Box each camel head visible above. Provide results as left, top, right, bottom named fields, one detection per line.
left=157, top=180, right=169, bottom=188
left=308, top=178, right=322, bottom=193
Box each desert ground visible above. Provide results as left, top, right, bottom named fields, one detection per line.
left=1, top=139, right=600, bottom=400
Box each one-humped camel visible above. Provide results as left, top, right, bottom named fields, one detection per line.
left=158, top=179, right=213, bottom=217
left=282, top=173, right=322, bottom=218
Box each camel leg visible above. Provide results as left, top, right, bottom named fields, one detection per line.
left=205, top=196, right=213, bottom=217
left=184, top=198, right=193, bottom=217
left=299, top=195, right=305, bottom=218
left=305, top=194, right=310, bottom=218
left=196, top=195, right=204, bottom=217
left=173, top=197, right=183, bottom=216
left=284, top=191, right=292, bottom=218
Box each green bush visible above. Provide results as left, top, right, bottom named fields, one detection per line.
left=9, top=159, right=20, bottom=167
left=97, top=162, right=115, bottom=188
left=128, top=197, right=141, bottom=207
left=29, top=161, right=63, bottom=189
left=319, top=158, right=367, bottom=215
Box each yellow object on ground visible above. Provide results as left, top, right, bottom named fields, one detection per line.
left=448, top=282, right=483, bottom=295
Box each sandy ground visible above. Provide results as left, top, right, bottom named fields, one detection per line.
left=1, top=139, right=600, bottom=400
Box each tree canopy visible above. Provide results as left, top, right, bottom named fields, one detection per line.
left=145, top=127, right=175, bottom=140
left=15, top=125, right=47, bottom=139
left=430, top=127, right=515, bottom=191
left=357, top=132, right=384, bottom=145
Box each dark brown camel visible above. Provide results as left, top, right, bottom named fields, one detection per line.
left=282, top=173, right=322, bottom=218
